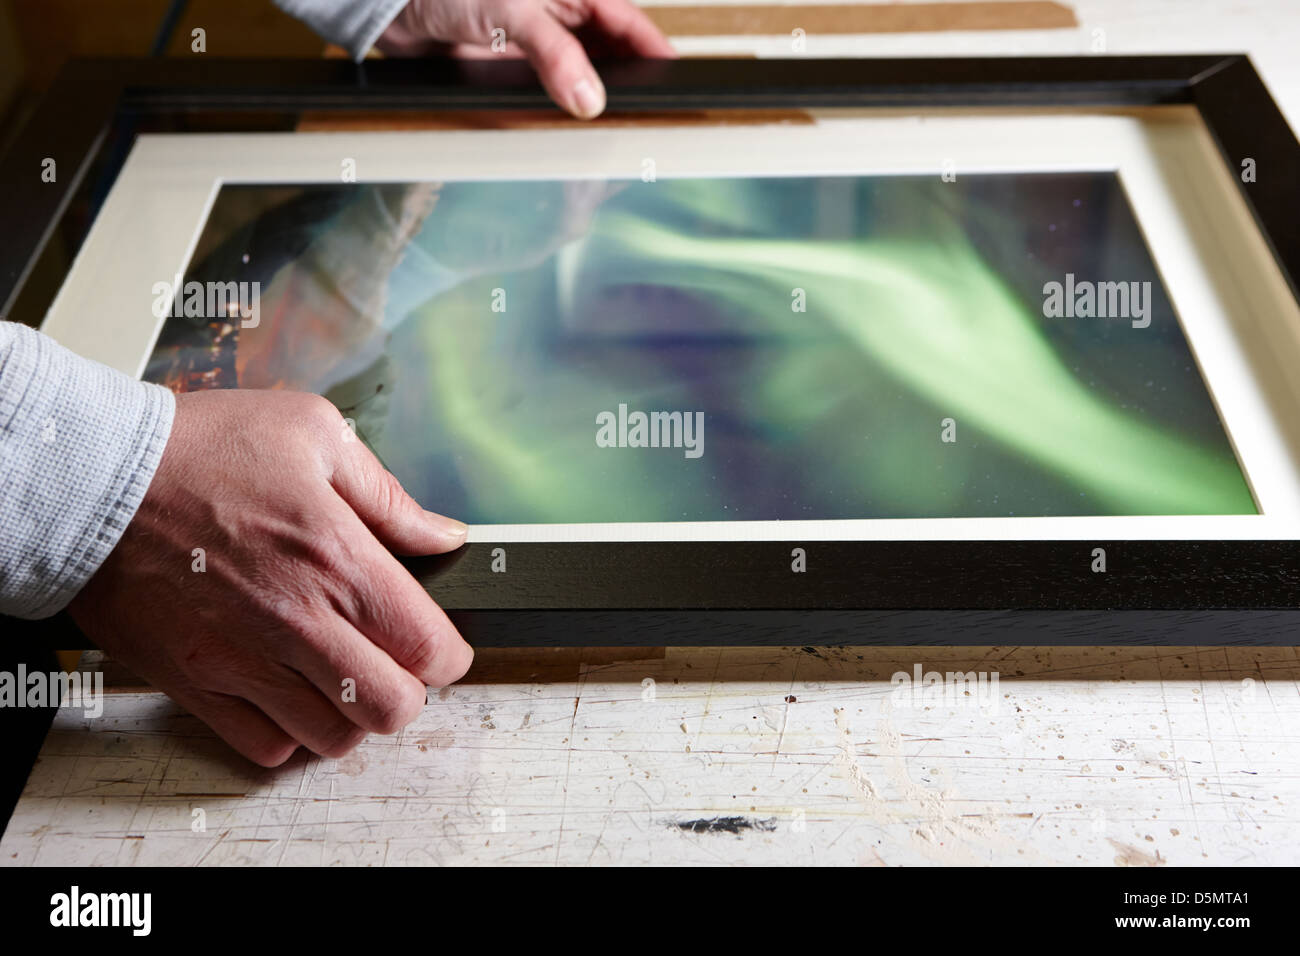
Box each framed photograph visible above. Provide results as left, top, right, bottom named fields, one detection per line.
left=4, top=55, right=1300, bottom=646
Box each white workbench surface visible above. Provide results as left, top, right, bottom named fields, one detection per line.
left=5, top=0, right=1300, bottom=866
left=6, top=645, right=1300, bottom=865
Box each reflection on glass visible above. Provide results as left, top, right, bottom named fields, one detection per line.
left=145, top=173, right=1257, bottom=522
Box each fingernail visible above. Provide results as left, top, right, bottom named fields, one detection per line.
left=572, top=76, right=605, bottom=119
left=429, top=511, right=468, bottom=540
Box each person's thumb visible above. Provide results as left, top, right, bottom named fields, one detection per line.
left=331, top=443, right=468, bottom=555
left=509, top=10, right=606, bottom=119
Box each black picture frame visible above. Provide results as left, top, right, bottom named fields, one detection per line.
left=2, top=55, right=1299, bottom=649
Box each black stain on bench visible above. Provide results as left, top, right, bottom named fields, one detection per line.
left=672, top=816, right=779, bottom=835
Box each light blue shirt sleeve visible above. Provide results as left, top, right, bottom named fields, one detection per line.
left=272, top=0, right=411, bottom=60
left=0, top=322, right=174, bottom=620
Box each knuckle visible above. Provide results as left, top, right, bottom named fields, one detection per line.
left=400, top=633, right=442, bottom=682
left=302, top=390, right=341, bottom=424
left=182, top=634, right=253, bottom=695
left=245, top=738, right=297, bottom=768
left=246, top=584, right=337, bottom=655
left=294, top=393, right=346, bottom=448
left=371, top=678, right=426, bottom=735
left=316, top=723, right=367, bottom=759
left=299, top=530, right=351, bottom=578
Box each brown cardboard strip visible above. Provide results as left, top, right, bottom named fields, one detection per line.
left=644, top=1, right=1077, bottom=36
left=84, top=647, right=670, bottom=689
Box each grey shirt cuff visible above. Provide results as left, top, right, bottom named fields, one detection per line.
left=0, top=322, right=175, bottom=619
left=273, top=0, right=411, bottom=60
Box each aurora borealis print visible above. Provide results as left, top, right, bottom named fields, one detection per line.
left=144, top=172, right=1257, bottom=523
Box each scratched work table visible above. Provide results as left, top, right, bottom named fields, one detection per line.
left=7, top=0, right=1300, bottom=866
left=3, top=645, right=1298, bottom=865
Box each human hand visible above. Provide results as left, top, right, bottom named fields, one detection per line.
left=376, top=0, right=676, bottom=118
left=68, top=388, right=473, bottom=766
